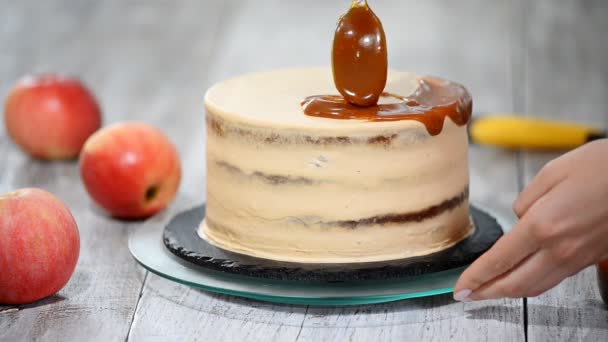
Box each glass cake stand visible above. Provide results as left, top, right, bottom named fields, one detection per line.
left=128, top=205, right=506, bottom=306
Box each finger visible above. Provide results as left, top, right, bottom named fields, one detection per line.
left=453, top=219, right=538, bottom=299
left=470, top=245, right=591, bottom=300
left=525, top=226, right=608, bottom=297
left=524, top=260, right=581, bottom=298
left=512, top=161, right=566, bottom=218
left=469, top=250, right=555, bottom=300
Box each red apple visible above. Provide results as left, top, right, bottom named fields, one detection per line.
left=3, top=74, right=102, bottom=160
left=80, top=122, right=181, bottom=219
left=0, top=188, right=80, bottom=305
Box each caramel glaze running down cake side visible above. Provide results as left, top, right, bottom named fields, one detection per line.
left=199, top=0, right=473, bottom=263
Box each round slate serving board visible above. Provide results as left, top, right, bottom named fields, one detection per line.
left=163, top=205, right=502, bottom=282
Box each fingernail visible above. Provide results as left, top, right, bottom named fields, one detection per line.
left=453, top=289, right=472, bottom=302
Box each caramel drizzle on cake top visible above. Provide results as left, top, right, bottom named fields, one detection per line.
left=302, top=0, right=472, bottom=136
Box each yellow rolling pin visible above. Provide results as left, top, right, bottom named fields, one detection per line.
left=469, top=114, right=606, bottom=150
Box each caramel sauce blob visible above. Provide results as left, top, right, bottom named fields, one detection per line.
left=302, top=0, right=473, bottom=136
left=303, top=77, right=472, bottom=136
left=332, top=0, right=387, bottom=107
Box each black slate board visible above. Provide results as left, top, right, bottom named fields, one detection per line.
left=163, top=205, right=503, bottom=282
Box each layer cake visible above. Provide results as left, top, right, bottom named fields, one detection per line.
left=199, top=67, right=473, bottom=263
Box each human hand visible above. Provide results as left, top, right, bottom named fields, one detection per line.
left=454, top=139, right=608, bottom=301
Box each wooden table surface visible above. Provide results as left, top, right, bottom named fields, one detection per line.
left=1, top=1, right=607, bottom=341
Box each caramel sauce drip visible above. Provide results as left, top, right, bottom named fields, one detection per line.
left=302, top=76, right=473, bottom=136
left=302, top=0, right=473, bottom=136
left=332, top=0, right=387, bottom=107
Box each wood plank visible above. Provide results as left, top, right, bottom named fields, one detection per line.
left=0, top=0, right=225, bottom=341
left=520, top=0, right=608, bottom=340
left=130, top=281, right=522, bottom=342
left=128, top=1, right=524, bottom=341
left=128, top=275, right=306, bottom=342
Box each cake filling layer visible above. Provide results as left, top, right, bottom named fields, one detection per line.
left=333, top=187, right=468, bottom=228
left=199, top=200, right=474, bottom=263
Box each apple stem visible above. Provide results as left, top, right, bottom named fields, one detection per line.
left=145, top=185, right=159, bottom=202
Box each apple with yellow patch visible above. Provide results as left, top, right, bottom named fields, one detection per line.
left=0, top=188, right=80, bottom=304
left=3, top=74, right=101, bottom=160
left=80, top=122, right=181, bottom=219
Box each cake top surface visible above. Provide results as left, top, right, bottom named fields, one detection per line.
left=205, top=67, right=426, bottom=131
